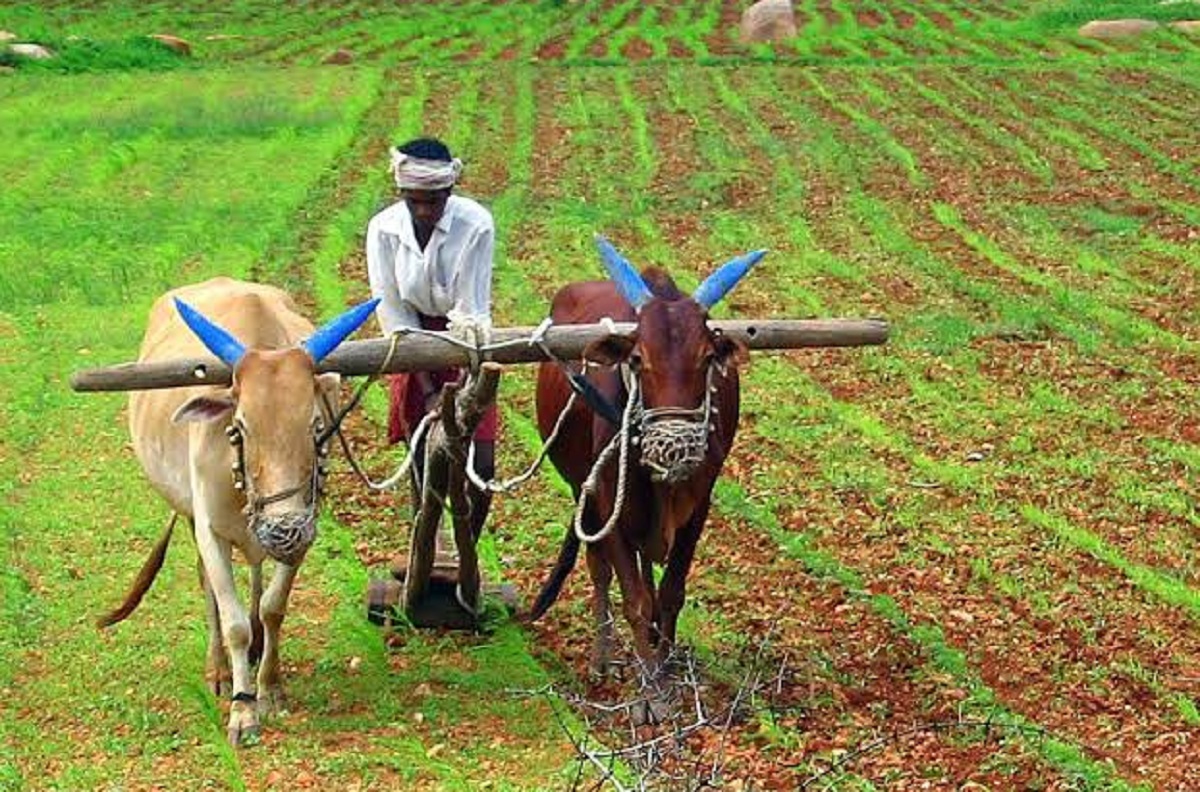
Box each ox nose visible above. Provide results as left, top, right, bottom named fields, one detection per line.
left=251, top=512, right=317, bottom=566
left=639, top=418, right=709, bottom=484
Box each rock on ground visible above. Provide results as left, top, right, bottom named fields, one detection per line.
left=1169, top=20, right=1200, bottom=32
left=7, top=43, right=55, bottom=59
left=740, top=0, right=797, bottom=43
left=1078, top=19, right=1160, bottom=38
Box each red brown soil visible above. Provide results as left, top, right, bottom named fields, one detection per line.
left=536, top=35, right=568, bottom=61
left=705, top=0, right=745, bottom=56
left=621, top=36, right=654, bottom=60
left=925, top=11, right=955, bottom=31
left=666, top=37, right=693, bottom=59
left=690, top=67, right=1200, bottom=787
left=857, top=9, right=885, bottom=29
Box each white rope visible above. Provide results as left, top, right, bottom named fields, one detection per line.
left=572, top=374, right=639, bottom=544
left=466, top=389, right=579, bottom=494
left=396, top=325, right=562, bottom=353
left=362, top=411, right=436, bottom=492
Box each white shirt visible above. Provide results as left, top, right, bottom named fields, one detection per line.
left=366, top=194, right=494, bottom=334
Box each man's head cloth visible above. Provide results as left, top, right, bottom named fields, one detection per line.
left=391, top=137, right=463, bottom=191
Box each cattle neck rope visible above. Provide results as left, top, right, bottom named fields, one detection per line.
left=335, top=409, right=433, bottom=493
left=466, top=382, right=580, bottom=495
left=463, top=328, right=611, bottom=496
left=572, top=373, right=640, bottom=544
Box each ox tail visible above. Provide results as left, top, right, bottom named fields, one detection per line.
left=96, top=513, right=177, bottom=628
left=525, top=526, right=580, bottom=622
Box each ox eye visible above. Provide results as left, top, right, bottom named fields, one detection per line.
left=628, top=353, right=643, bottom=371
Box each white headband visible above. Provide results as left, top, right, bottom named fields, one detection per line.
left=390, top=149, right=463, bottom=190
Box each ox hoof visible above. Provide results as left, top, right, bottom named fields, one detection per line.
left=227, top=702, right=261, bottom=748
left=228, top=721, right=261, bottom=748
left=629, top=693, right=676, bottom=727
left=257, top=686, right=289, bottom=718
left=587, top=655, right=612, bottom=682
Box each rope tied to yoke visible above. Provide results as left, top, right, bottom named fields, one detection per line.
left=333, top=319, right=576, bottom=496
left=328, top=330, right=433, bottom=492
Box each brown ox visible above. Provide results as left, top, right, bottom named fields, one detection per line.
left=99, top=277, right=377, bottom=746
left=530, top=237, right=763, bottom=704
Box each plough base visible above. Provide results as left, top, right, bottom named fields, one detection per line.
left=366, top=554, right=518, bottom=630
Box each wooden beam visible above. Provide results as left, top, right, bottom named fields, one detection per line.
left=69, top=318, right=889, bottom=393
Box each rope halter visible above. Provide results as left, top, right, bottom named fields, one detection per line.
left=634, top=363, right=720, bottom=484
left=226, top=417, right=330, bottom=566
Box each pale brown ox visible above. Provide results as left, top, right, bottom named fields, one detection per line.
left=99, top=277, right=377, bottom=746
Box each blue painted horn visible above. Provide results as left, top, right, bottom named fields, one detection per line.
left=595, top=234, right=652, bottom=311
left=692, top=249, right=767, bottom=310
left=301, top=297, right=381, bottom=363
left=174, top=298, right=247, bottom=367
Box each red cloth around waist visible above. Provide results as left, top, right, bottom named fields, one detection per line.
left=386, top=313, right=499, bottom=445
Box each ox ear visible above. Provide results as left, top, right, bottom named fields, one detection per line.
left=315, top=372, right=340, bottom=417
left=172, top=392, right=236, bottom=424
left=583, top=333, right=636, bottom=366
left=595, top=234, right=652, bottom=311
left=692, top=249, right=767, bottom=310
left=712, top=329, right=748, bottom=368
left=302, top=297, right=382, bottom=364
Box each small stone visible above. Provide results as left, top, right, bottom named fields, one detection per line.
left=413, top=711, right=425, bottom=725
left=322, top=48, right=354, bottom=65
left=8, top=43, right=55, bottom=60
left=740, top=0, right=797, bottom=43
left=0, top=30, right=17, bottom=42
left=347, top=656, right=362, bottom=673
left=147, top=34, right=192, bottom=56
left=414, top=682, right=432, bottom=696
left=1078, top=19, right=1160, bottom=38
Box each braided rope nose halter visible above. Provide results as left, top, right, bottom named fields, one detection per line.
left=634, top=362, right=721, bottom=484
left=227, top=419, right=330, bottom=566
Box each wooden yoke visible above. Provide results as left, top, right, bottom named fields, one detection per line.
left=69, top=319, right=890, bottom=392
left=403, top=362, right=501, bottom=625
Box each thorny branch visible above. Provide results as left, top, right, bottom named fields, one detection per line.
left=508, top=614, right=789, bottom=791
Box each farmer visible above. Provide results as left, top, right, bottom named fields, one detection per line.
left=365, top=136, right=497, bottom=541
